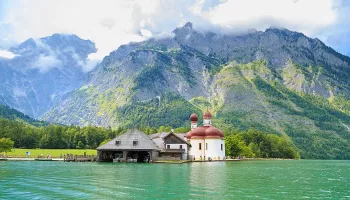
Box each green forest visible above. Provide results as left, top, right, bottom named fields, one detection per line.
left=0, top=104, right=298, bottom=159
left=224, top=129, right=299, bottom=159
left=0, top=118, right=122, bottom=149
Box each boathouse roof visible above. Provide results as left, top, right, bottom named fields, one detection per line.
left=97, top=129, right=159, bottom=151
left=148, top=132, right=191, bottom=149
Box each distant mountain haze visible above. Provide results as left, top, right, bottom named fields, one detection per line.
left=0, top=34, right=97, bottom=118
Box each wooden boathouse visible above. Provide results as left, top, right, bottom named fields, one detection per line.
left=96, top=129, right=160, bottom=162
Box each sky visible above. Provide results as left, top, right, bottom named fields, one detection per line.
left=0, top=0, right=349, bottom=70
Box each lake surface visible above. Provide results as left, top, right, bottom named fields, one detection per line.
left=1, top=160, right=350, bottom=199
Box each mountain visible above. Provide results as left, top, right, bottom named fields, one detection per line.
left=0, top=104, right=46, bottom=126
left=0, top=34, right=97, bottom=118
left=43, top=23, right=350, bottom=159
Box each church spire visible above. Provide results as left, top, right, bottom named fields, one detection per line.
left=190, top=113, right=198, bottom=130
left=203, top=111, right=212, bottom=126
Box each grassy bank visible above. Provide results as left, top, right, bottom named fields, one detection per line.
left=2, top=149, right=97, bottom=158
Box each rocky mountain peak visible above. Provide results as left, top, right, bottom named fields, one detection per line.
left=11, top=34, right=96, bottom=58
left=183, top=22, right=193, bottom=29
left=0, top=34, right=98, bottom=118
left=172, top=22, right=195, bottom=39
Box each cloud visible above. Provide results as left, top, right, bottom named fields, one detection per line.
left=75, top=53, right=101, bottom=73
left=83, top=57, right=101, bottom=73
left=203, top=0, right=336, bottom=35
left=0, top=0, right=345, bottom=59
left=319, top=0, right=350, bottom=56
left=62, top=46, right=100, bottom=72
left=32, top=54, right=61, bottom=73
left=0, top=49, right=17, bottom=59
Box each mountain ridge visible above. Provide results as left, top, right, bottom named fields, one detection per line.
left=3, top=23, right=350, bottom=159
left=0, top=104, right=47, bottom=126
left=44, top=23, right=350, bottom=126
left=0, top=34, right=97, bottom=118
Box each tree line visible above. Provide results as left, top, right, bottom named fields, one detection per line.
left=0, top=117, right=299, bottom=159
left=0, top=118, right=191, bottom=150
left=225, top=129, right=300, bottom=159
left=0, top=118, right=124, bottom=149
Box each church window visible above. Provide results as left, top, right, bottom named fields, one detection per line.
left=199, top=143, right=202, bottom=150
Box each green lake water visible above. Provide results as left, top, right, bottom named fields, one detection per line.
left=1, top=160, right=350, bottom=199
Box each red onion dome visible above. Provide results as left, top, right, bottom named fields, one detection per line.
left=205, top=126, right=224, bottom=138
left=190, top=113, right=198, bottom=122
left=203, top=111, right=212, bottom=119
left=186, top=131, right=192, bottom=139
left=189, top=126, right=207, bottom=138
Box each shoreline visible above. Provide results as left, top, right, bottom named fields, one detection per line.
left=3, top=158, right=64, bottom=161
left=1, top=157, right=296, bottom=163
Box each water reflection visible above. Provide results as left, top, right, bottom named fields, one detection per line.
left=1, top=160, right=350, bottom=199
left=187, top=162, right=228, bottom=198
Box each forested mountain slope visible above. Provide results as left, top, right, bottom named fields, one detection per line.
left=43, top=23, right=350, bottom=159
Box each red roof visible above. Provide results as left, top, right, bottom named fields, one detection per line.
left=186, top=126, right=224, bottom=139
left=203, top=111, right=212, bottom=119
left=205, top=126, right=224, bottom=138
left=190, top=113, right=198, bottom=122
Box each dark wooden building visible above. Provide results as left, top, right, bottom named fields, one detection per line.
left=96, top=129, right=191, bottom=162
left=97, top=129, right=159, bottom=162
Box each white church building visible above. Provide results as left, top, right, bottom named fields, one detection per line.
left=186, top=111, right=225, bottom=160
left=97, top=111, right=225, bottom=162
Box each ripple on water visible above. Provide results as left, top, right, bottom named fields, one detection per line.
left=1, top=160, right=350, bottom=199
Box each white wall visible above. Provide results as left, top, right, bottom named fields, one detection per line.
left=166, top=143, right=188, bottom=160
left=205, top=138, right=225, bottom=160
left=189, top=138, right=205, bottom=160
left=189, top=138, right=225, bottom=160
left=166, top=144, right=188, bottom=153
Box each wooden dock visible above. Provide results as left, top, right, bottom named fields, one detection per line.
left=64, top=153, right=96, bottom=162
left=35, top=158, right=53, bottom=161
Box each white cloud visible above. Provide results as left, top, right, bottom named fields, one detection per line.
left=75, top=53, right=101, bottom=73
left=140, top=29, right=153, bottom=38
left=0, top=49, right=17, bottom=59
left=204, top=0, right=336, bottom=35
left=32, top=54, right=61, bottom=73
left=0, top=0, right=341, bottom=61
left=83, top=57, right=101, bottom=73
left=63, top=47, right=100, bottom=72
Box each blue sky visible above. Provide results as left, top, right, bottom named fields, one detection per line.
left=0, top=0, right=349, bottom=59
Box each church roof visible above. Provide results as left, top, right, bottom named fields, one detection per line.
left=186, top=126, right=224, bottom=139
left=97, top=129, right=159, bottom=151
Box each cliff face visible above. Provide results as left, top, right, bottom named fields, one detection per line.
left=0, top=34, right=96, bottom=118
left=42, top=23, right=350, bottom=159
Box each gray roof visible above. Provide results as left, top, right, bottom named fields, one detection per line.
left=148, top=132, right=168, bottom=149
left=149, top=132, right=190, bottom=148
left=175, top=133, right=187, bottom=140
left=152, top=137, right=165, bottom=149
left=148, top=132, right=168, bottom=139
left=97, top=129, right=159, bottom=151
left=149, top=132, right=187, bottom=140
